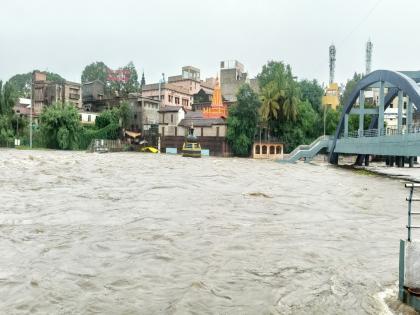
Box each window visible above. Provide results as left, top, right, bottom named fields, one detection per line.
left=175, top=127, right=177, bottom=136
left=404, top=102, right=407, bottom=109
left=262, top=145, right=267, bottom=154
left=256, top=145, right=260, bottom=154
left=201, top=127, right=204, bottom=137
left=270, top=146, right=275, bottom=154
left=162, top=127, right=165, bottom=136
left=88, top=115, right=91, bottom=122
left=168, top=95, right=173, bottom=103
left=171, top=114, right=174, bottom=123
left=175, top=97, right=180, bottom=105
left=134, top=114, right=137, bottom=119
left=216, top=127, right=220, bottom=137
left=182, top=99, right=189, bottom=106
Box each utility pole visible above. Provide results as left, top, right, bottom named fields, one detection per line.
left=30, top=72, right=34, bottom=148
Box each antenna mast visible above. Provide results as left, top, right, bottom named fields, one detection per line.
left=366, top=39, right=373, bottom=75
left=329, top=44, right=336, bottom=84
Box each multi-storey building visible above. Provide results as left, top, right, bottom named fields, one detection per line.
left=141, top=66, right=215, bottom=110
left=219, top=60, right=258, bottom=102
left=32, top=71, right=82, bottom=114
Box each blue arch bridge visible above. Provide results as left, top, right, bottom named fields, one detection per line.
left=282, top=70, right=420, bottom=166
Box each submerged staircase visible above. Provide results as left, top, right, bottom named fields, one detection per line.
left=279, top=136, right=332, bottom=163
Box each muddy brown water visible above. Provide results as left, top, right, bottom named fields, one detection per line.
left=0, top=149, right=417, bottom=314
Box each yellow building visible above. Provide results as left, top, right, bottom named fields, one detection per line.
left=322, top=83, right=340, bottom=110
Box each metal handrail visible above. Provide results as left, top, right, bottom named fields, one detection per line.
left=342, top=123, right=420, bottom=139
left=405, top=183, right=420, bottom=242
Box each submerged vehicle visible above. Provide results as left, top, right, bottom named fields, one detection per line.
left=182, top=126, right=201, bottom=158
left=140, top=146, right=159, bottom=153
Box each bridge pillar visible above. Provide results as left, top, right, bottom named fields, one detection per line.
left=378, top=81, right=385, bottom=135
left=364, top=155, right=370, bottom=166
left=409, top=157, right=414, bottom=168
left=344, top=114, right=349, bottom=137
left=359, top=90, right=365, bottom=136
left=390, top=156, right=395, bottom=167
left=407, top=97, right=413, bottom=131
left=398, top=90, right=404, bottom=133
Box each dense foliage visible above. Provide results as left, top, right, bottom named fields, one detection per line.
left=227, top=84, right=261, bottom=156
left=39, top=102, right=81, bottom=149
left=0, top=81, right=17, bottom=144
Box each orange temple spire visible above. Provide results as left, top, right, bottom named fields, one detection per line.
left=203, top=76, right=228, bottom=118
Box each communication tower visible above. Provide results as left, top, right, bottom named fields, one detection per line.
left=329, top=44, right=336, bottom=84
left=366, top=39, right=373, bottom=74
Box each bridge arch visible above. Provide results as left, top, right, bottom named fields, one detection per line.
left=329, top=70, right=420, bottom=163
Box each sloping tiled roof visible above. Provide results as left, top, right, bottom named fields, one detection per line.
left=158, top=106, right=184, bottom=113
left=179, top=116, right=226, bottom=127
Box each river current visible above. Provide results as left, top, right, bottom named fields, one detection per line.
left=0, top=149, right=417, bottom=314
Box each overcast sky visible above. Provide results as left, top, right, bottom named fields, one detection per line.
left=0, top=0, right=419, bottom=85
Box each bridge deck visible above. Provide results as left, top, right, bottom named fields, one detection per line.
left=335, top=132, right=420, bottom=156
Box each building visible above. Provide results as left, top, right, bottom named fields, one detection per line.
left=32, top=71, right=82, bottom=114
left=141, top=66, right=215, bottom=110
left=81, top=80, right=160, bottom=133
left=142, top=82, right=193, bottom=109
left=82, top=80, right=105, bottom=109
left=79, top=111, right=99, bottom=125
left=158, top=106, right=186, bottom=137
left=252, top=141, right=284, bottom=159
left=126, top=94, right=160, bottom=132
left=158, top=80, right=231, bottom=156
left=13, top=98, right=32, bottom=116
left=322, top=83, right=340, bottom=110
left=220, top=60, right=259, bottom=102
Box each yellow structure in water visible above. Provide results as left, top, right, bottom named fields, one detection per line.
left=322, top=83, right=340, bottom=110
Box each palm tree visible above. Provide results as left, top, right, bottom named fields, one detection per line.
left=260, top=83, right=280, bottom=122
left=278, top=80, right=298, bottom=122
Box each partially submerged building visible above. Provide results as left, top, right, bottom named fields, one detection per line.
left=159, top=81, right=231, bottom=156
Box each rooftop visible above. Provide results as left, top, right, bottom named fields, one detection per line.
left=158, top=106, right=184, bottom=113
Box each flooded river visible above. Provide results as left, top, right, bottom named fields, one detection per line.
left=0, top=149, right=417, bottom=314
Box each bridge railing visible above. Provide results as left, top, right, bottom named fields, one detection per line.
left=343, top=124, right=420, bottom=139
left=287, top=135, right=331, bottom=156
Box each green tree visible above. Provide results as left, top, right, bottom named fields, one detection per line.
left=259, top=82, right=280, bottom=122
left=227, top=84, right=260, bottom=156
left=40, top=102, right=81, bottom=149
left=276, top=100, right=321, bottom=152
left=298, top=79, right=324, bottom=113
left=81, top=61, right=109, bottom=84
left=119, top=101, right=132, bottom=129
left=110, top=61, right=140, bottom=96
left=258, top=61, right=299, bottom=123
left=95, top=108, right=120, bottom=129
left=341, top=72, right=363, bottom=106
left=95, top=101, right=131, bottom=129
left=0, top=81, right=16, bottom=143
